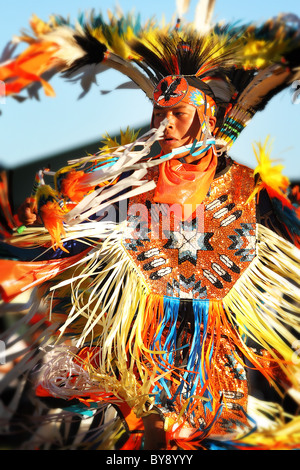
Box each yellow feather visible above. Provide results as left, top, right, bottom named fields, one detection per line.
left=252, top=136, right=290, bottom=195
left=15, top=14, right=55, bottom=44
left=100, top=126, right=140, bottom=153
left=240, top=25, right=295, bottom=69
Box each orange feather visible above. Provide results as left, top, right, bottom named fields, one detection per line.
left=0, top=41, right=59, bottom=96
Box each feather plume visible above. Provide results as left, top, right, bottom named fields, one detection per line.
left=194, top=0, right=216, bottom=33
left=246, top=136, right=300, bottom=246
left=215, top=15, right=300, bottom=146
left=36, top=185, right=68, bottom=252
left=128, top=29, right=238, bottom=103
left=0, top=40, right=58, bottom=97
left=51, top=26, right=107, bottom=73
left=176, top=0, right=191, bottom=18
left=2, top=8, right=300, bottom=137
left=50, top=10, right=159, bottom=98
left=252, top=136, right=290, bottom=196
left=100, top=126, right=141, bottom=151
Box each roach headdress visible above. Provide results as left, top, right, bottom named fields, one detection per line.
left=1, top=9, right=300, bottom=149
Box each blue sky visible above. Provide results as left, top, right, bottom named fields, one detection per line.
left=0, top=0, right=299, bottom=181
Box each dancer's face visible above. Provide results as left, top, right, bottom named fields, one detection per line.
left=153, top=102, right=216, bottom=154
left=153, top=103, right=200, bottom=153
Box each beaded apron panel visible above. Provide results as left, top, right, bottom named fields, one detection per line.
left=123, top=162, right=256, bottom=300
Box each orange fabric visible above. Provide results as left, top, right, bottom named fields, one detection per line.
left=120, top=434, right=143, bottom=450
left=36, top=384, right=52, bottom=397
left=0, top=249, right=90, bottom=302
left=153, top=146, right=217, bottom=219
left=118, top=402, right=144, bottom=433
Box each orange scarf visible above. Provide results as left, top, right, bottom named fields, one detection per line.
left=153, top=147, right=217, bottom=220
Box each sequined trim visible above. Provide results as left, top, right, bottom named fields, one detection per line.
left=124, top=162, right=256, bottom=300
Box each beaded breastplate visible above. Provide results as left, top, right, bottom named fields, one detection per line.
left=123, top=161, right=257, bottom=300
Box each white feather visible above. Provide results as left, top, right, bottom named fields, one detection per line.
left=63, top=120, right=169, bottom=225
left=105, top=52, right=154, bottom=98
left=176, top=0, right=191, bottom=18
left=41, top=26, right=87, bottom=69
left=194, top=0, right=216, bottom=33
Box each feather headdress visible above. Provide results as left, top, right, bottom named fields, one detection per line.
left=1, top=9, right=300, bottom=148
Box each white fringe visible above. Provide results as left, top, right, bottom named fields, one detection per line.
left=223, top=223, right=300, bottom=390
left=63, top=120, right=169, bottom=225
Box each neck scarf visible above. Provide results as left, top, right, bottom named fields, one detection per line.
left=153, top=144, right=218, bottom=220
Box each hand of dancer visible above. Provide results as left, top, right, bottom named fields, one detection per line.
left=17, top=197, right=39, bottom=225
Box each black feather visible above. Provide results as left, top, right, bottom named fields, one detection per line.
left=64, top=28, right=107, bottom=76
left=129, top=31, right=238, bottom=98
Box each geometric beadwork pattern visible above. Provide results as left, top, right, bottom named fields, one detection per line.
left=124, top=161, right=257, bottom=300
